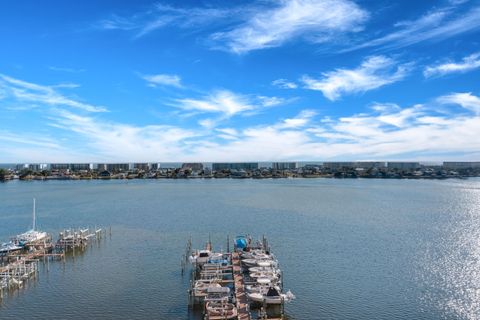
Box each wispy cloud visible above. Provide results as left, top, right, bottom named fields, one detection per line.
left=301, top=56, right=411, bottom=101
left=184, top=100, right=480, bottom=161
left=0, top=74, right=107, bottom=113
left=211, top=0, right=368, bottom=54
left=142, top=74, right=183, bottom=88
left=3, top=82, right=480, bottom=162
left=98, top=4, right=235, bottom=38
left=437, top=92, right=480, bottom=114
left=0, top=130, right=61, bottom=150
left=174, top=90, right=285, bottom=117
left=347, top=5, right=480, bottom=51
left=424, top=52, right=480, bottom=77
left=272, top=79, right=298, bottom=89
left=48, top=66, right=85, bottom=73
left=98, top=1, right=368, bottom=53
left=47, top=110, right=197, bottom=162
left=277, top=110, right=317, bottom=129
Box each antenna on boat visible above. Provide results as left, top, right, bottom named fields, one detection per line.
left=32, top=198, right=36, bottom=231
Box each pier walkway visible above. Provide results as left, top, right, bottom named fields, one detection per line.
left=232, top=252, right=251, bottom=320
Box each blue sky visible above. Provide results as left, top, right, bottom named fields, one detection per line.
left=1, top=0, right=480, bottom=162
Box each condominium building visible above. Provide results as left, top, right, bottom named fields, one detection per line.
left=272, top=162, right=297, bottom=170
left=212, top=163, right=259, bottom=171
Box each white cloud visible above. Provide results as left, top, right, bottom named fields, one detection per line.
left=175, top=90, right=253, bottom=116
left=347, top=6, right=480, bottom=51
left=99, top=5, right=234, bottom=38
left=272, top=79, right=298, bottom=89
left=47, top=110, right=197, bottom=162
left=437, top=92, right=480, bottom=114
left=3, top=72, right=480, bottom=162
left=424, top=52, right=480, bottom=77
left=257, top=96, right=286, bottom=107
left=215, top=128, right=239, bottom=140
left=174, top=90, right=285, bottom=117
left=211, top=0, right=368, bottom=54
left=143, top=74, right=182, bottom=88
left=216, top=128, right=238, bottom=136
left=277, top=110, right=317, bottom=129
left=198, top=118, right=217, bottom=129
left=301, top=56, right=411, bottom=100
left=0, top=74, right=107, bottom=113
left=99, top=1, right=368, bottom=53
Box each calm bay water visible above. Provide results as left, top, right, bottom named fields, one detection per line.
left=1, top=178, right=480, bottom=319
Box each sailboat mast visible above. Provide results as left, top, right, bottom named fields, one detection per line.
left=32, top=198, right=36, bottom=231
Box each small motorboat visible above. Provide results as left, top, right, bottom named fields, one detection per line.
left=192, top=280, right=221, bottom=298
left=189, top=250, right=223, bottom=265
left=249, top=271, right=280, bottom=281
left=206, top=300, right=238, bottom=319
left=204, top=286, right=231, bottom=302
left=249, top=266, right=280, bottom=273
left=247, top=287, right=295, bottom=305
left=246, top=283, right=282, bottom=294
left=241, top=249, right=271, bottom=259
left=242, top=258, right=277, bottom=268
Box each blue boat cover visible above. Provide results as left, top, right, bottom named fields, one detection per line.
left=236, top=238, right=247, bottom=249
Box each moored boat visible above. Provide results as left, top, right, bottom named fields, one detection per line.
left=0, top=241, right=23, bottom=254
left=206, top=300, right=238, bottom=319
left=247, top=287, right=295, bottom=305
left=13, top=199, right=48, bottom=246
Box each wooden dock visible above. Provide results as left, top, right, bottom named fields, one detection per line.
left=1, top=226, right=109, bottom=300
left=232, top=252, right=251, bottom=320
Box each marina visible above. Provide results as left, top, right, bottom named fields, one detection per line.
left=187, top=236, right=295, bottom=319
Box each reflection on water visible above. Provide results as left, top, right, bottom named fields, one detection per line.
left=418, top=184, right=480, bottom=320
left=0, top=178, right=479, bottom=319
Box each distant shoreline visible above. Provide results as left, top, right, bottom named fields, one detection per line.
left=2, top=162, right=479, bottom=182
left=0, top=174, right=476, bottom=182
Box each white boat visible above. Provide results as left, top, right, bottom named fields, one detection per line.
left=14, top=199, right=48, bottom=246
left=241, top=249, right=272, bottom=260
left=206, top=300, right=238, bottom=320
left=249, top=271, right=280, bottom=281
left=204, top=286, right=231, bottom=302
left=0, top=241, right=23, bottom=253
left=189, top=250, right=223, bottom=265
left=242, top=258, right=277, bottom=268
left=249, top=266, right=280, bottom=273
left=246, top=283, right=282, bottom=294
left=192, top=280, right=221, bottom=298
left=247, top=287, right=295, bottom=305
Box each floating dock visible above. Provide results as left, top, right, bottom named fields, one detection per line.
left=232, top=251, right=251, bottom=320
left=186, top=235, right=294, bottom=319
